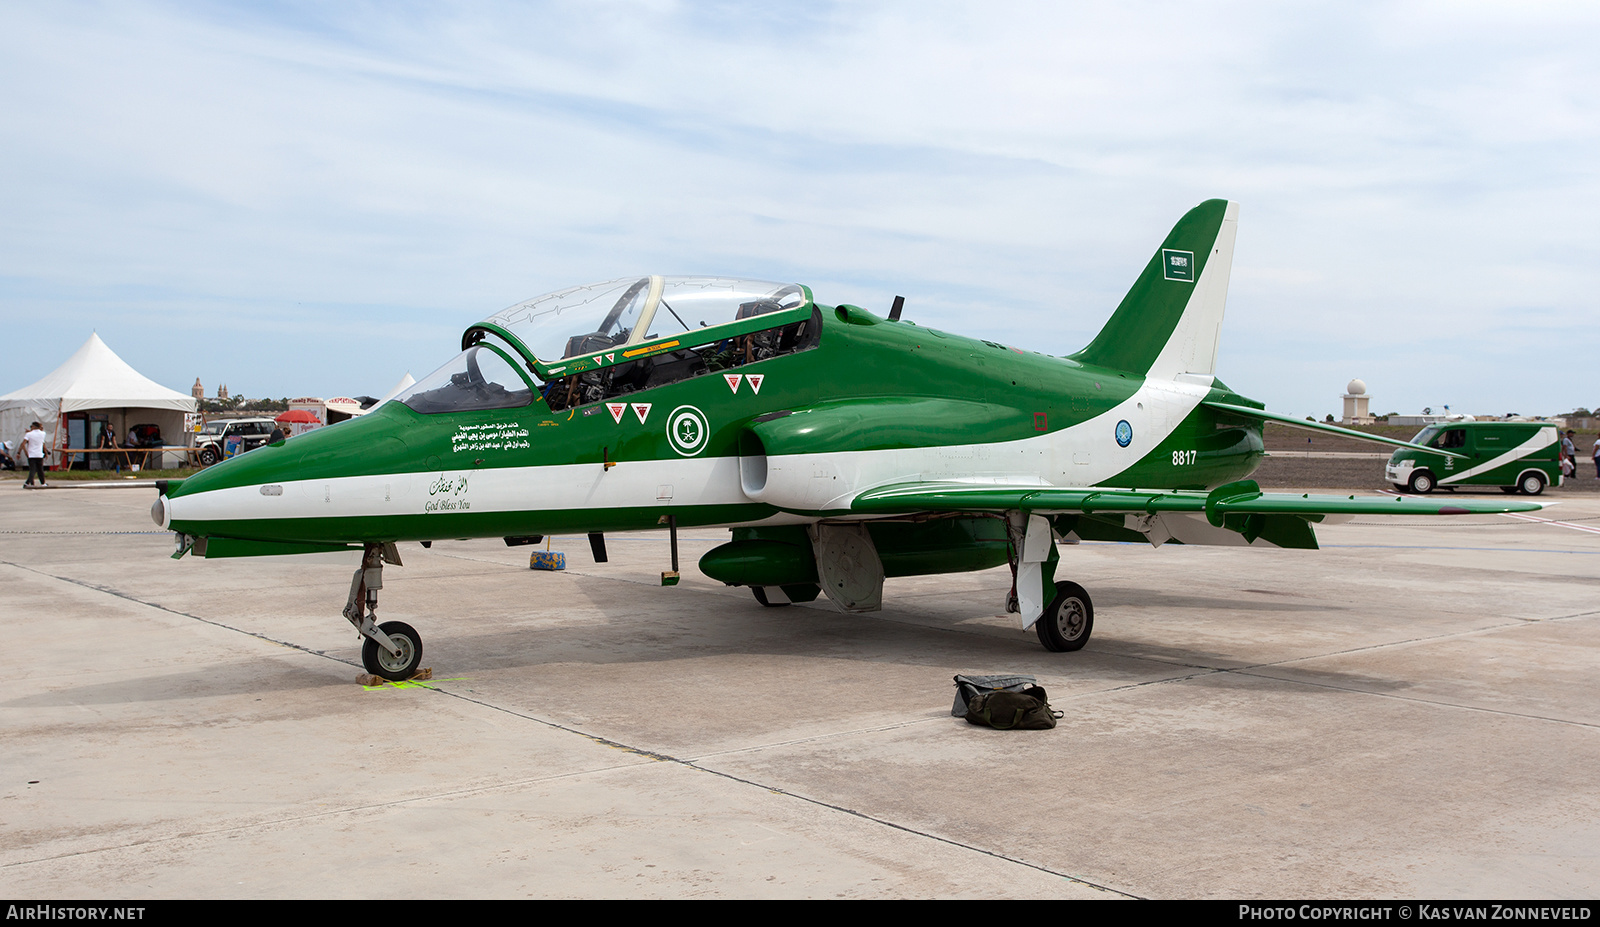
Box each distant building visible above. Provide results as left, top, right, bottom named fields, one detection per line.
left=1392, top=413, right=1478, bottom=427
left=1341, top=379, right=1374, bottom=425
left=192, top=378, right=204, bottom=399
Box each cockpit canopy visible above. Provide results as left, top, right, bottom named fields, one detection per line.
left=471, top=276, right=809, bottom=369
left=396, top=276, right=819, bottom=416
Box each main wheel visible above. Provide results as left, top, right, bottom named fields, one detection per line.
left=751, top=587, right=789, bottom=607
left=198, top=446, right=219, bottom=466
left=362, top=621, right=423, bottom=681
left=1408, top=470, right=1435, bottom=494
left=1036, top=581, right=1094, bottom=652
left=1519, top=472, right=1546, bottom=495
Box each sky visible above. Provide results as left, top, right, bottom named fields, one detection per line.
left=1, top=0, right=1595, bottom=419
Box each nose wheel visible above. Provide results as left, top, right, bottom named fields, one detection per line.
left=344, top=543, right=423, bottom=681
left=362, top=620, right=423, bottom=680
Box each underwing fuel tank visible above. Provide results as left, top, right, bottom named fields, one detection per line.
left=699, top=538, right=817, bottom=587
left=700, top=520, right=1011, bottom=588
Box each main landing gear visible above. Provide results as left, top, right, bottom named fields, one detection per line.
left=344, top=542, right=423, bottom=681
left=1035, top=580, right=1094, bottom=652
left=1004, top=512, right=1093, bottom=653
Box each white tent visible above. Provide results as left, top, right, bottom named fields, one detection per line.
left=0, top=333, right=197, bottom=468
left=374, top=372, right=415, bottom=408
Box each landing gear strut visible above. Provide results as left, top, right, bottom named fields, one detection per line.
left=344, top=542, right=422, bottom=681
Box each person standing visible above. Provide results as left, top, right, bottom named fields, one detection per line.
left=98, top=423, right=118, bottom=473
left=21, top=421, right=48, bottom=488
left=1593, top=435, right=1599, bottom=479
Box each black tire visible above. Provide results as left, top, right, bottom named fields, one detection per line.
left=751, top=587, right=789, bottom=607
left=1519, top=472, right=1546, bottom=495
left=198, top=446, right=219, bottom=466
left=1408, top=470, right=1435, bottom=494
left=361, top=621, right=423, bottom=681
left=1036, top=581, right=1094, bottom=653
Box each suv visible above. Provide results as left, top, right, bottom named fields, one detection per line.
left=195, top=418, right=278, bottom=465
left=1386, top=421, right=1561, bottom=495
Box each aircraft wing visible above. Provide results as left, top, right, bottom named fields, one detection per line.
left=850, top=479, right=1544, bottom=550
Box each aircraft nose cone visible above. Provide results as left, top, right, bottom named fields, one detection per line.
left=162, top=417, right=413, bottom=543
left=151, top=494, right=169, bottom=529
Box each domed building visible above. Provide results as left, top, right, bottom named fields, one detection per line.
left=1342, top=379, right=1374, bottom=425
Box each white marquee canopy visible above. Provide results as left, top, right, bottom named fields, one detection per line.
left=0, top=333, right=196, bottom=455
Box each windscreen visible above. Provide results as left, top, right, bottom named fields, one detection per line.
left=396, top=345, right=533, bottom=414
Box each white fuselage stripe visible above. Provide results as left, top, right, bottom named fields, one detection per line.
left=167, top=376, right=1214, bottom=527
left=748, top=376, right=1211, bottom=511
left=168, top=456, right=751, bottom=524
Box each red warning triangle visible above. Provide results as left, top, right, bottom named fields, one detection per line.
left=724, top=373, right=742, bottom=393
left=746, top=374, right=764, bottom=395
left=606, top=403, right=626, bottom=424
left=631, top=403, right=651, bottom=424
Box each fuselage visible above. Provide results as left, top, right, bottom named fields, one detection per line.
left=161, top=299, right=1266, bottom=546
left=145, top=211, right=1551, bottom=675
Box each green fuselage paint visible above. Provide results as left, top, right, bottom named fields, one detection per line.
left=164, top=303, right=1264, bottom=546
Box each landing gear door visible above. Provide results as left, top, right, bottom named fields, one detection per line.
left=808, top=523, right=884, bottom=612
left=1012, top=513, right=1054, bottom=628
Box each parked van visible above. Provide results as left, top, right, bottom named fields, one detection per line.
left=1386, top=422, right=1561, bottom=495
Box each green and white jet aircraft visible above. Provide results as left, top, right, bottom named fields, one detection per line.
left=152, top=199, right=1541, bottom=680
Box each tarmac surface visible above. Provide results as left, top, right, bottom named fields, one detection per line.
left=3, top=481, right=1598, bottom=899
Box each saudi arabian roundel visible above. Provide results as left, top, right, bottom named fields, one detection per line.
left=1115, top=420, right=1133, bottom=447
left=667, top=405, right=710, bottom=456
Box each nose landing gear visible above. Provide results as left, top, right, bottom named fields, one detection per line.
left=344, top=542, right=423, bottom=681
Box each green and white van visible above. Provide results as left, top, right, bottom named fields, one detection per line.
left=1386, top=422, right=1562, bottom=495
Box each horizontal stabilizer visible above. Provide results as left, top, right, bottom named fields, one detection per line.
left=1204, top=401, right=1469, bottom=459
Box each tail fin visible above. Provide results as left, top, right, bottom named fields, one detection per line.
left=1068, top=199, right=1239, bottom=380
